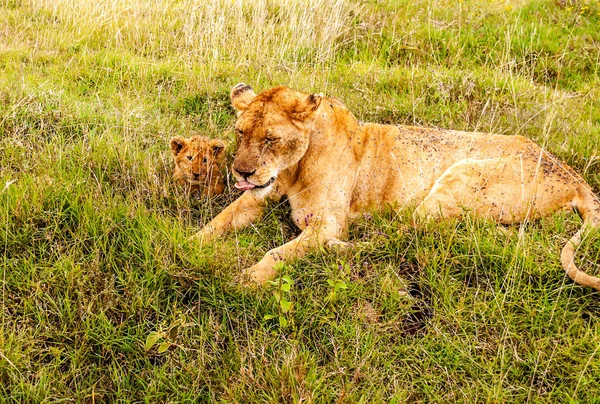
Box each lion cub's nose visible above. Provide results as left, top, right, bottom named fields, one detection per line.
left=192, top=172, right=200, bottom=180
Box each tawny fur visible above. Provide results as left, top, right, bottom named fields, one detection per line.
left=170, top=135, right=227, bottom=197
left=192, top=84, right=600, bottom=289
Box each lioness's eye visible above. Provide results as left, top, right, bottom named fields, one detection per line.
left=266, top=137, right=278, bottom=143
left=187, top=156, right=193, bottom=161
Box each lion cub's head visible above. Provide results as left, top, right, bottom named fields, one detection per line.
left=169, top=135, right=227, bottom=196
left=229, top=83, right=323, bottom=196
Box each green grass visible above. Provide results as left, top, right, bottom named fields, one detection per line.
left=1, top=0, right=600, bottom=401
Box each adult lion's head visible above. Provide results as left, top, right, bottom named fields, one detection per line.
left=170, top=134, right=226, bottom=196
left=229, top=84, right=323, bottom=195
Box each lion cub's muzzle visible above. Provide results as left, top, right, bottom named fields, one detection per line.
left=188, top=170, right=209, bottom=184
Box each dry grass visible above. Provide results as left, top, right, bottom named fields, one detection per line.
left=19, top=0, right=357, bottom=67
left=1, top=0, right=600, bottom=402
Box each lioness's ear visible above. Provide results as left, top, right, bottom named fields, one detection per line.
left=230, top=83, right=256, bottom=114
left=170, top=136, right=187, bottom=157
left=292, top=92, right=323, bottom=121
left=210, top=138, right=226, bottom=158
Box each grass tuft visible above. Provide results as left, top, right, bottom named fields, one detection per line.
left=1, top=0, right=599, bottom=401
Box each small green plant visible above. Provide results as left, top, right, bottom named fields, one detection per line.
left=326, top=278, right=348, bottom=302
left=264, top=273, right=294, bottom=328
left=144, top=314, right=192, bottom=354
left=325, top=262, right=350, bottom=302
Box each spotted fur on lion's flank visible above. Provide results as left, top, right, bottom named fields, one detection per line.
left=193, top=85, right=600, bottom=290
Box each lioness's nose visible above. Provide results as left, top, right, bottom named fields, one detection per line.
left=234, top=167, right=256, bottom=179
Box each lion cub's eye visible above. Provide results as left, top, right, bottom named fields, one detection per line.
left=265, top=137, right=279, bottom=144
left=187, top=156, right=193, bottom=161
left=203, top=158, right=208, bottom=163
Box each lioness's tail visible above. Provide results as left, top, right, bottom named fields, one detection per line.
left=560, top=189, right=600, bottom=291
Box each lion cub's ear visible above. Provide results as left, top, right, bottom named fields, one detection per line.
left=291, top=92, right=324, bottom=121
left=170, top=136, right=188, bottom=157
left=210, top=138, right=226, bottom=158
left=230, top=83, right=256, bottom=114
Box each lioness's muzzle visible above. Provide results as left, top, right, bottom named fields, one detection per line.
left=234, top=177, right=275, bottom=191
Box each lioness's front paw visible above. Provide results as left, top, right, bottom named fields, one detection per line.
left=242, top=263, right=277, bottom=285
left=188, top=227, right=215, bottom=246
left=326, top=238, right=353, bottom=250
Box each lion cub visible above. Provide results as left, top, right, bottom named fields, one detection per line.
left=170, top=135, right=227, bottom=196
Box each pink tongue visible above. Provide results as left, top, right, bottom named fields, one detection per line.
left=234, top=180, right=256, bottom=191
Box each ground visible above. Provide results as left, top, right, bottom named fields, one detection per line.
left=1, top=0, right=600, bottom=402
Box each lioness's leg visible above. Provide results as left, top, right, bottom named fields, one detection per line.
left=190, top=191, right=264, bottom=244
left=414, top=158, right=526, bottom=223
left=244, top=216, right=342, bottom=284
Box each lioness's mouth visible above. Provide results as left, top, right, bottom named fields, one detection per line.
left=235, top=177, right=275, bottom=191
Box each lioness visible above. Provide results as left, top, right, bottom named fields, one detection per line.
left=192, top=84, right=600, bottom=290
left=170, top=135, right=227, bottom=196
